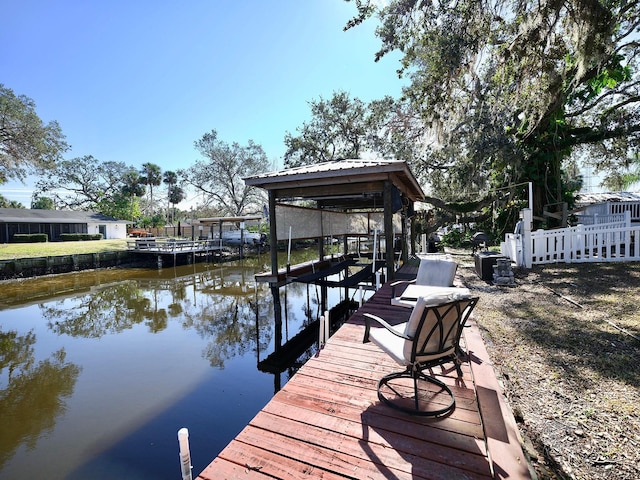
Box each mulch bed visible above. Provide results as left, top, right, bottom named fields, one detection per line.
left=452, top=252, right=640, bottom=480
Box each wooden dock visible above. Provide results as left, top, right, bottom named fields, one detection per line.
left=198, top=269, right=531, bottom=479
left=127, top=238, right=224, bottom=254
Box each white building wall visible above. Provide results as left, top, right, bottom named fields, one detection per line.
left=87, top=222, right=128, bottom=239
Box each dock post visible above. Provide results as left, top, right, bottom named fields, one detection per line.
left=177, top=428, right=192, bottom=480
left=270, top=284, right=283, bottom=392
left=324, top=309, right=330, bottom=342
left=318, top=314, right=325, bottom=348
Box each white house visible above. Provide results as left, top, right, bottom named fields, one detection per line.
left=0, top=208, right=129, bottom=243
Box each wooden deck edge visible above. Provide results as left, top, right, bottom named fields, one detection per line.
left=464, top=318, right=534, bottom=479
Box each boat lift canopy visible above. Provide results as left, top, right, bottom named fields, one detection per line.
left=244, top=159, right=425, bottom=282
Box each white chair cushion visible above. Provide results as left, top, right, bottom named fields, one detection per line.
left=369, top=291, right=474, bottom=366
left=403, top=292, right=473, bottom=362
left=368, top=323, right=409, bottom=365
left=415, top=258, right=458, bottom=287
left=403, top=291, right=471, bottom=337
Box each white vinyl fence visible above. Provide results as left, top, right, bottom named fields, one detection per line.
left=576, top=200, right=640, bottom=225
left=609, top=200, right=640, bottom=219
left=503, top=209, right=640, bottom=266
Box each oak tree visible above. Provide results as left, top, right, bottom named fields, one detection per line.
left=181, top=130, right=269, bottom=216
left=0, top=85, right=68, bottom=184
left=347, top=0, right=640, bottom=223
left=284, top=91, right=369, bottom=167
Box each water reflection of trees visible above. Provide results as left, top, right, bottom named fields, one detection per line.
left=36, top=266, right=279, bottom=370
left=41, top=282, right=159, bottom=337
left=284, top=281, right=322, bottom=327
left=181, top=292, right=274, bottom=368
left=0, top=328, right=81, bottom=468
left=33, top=261, right=331, bottom=373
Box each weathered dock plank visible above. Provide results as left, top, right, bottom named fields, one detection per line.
left=197, top=267, right=530, bottom=480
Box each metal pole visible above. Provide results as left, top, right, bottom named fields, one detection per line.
left=383, top=180, right=395, bottom=280
left=268, top=191, right=278, bottom=276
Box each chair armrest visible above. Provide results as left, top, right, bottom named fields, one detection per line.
left=390, top=279, right=416, bottom=298
left=363, top=313, right=411, bottom=344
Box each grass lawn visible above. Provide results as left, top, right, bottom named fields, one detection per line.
left=0, top=239, right=130, bottom=260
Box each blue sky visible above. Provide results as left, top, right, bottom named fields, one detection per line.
left=1, top=0, right=406, bottom=207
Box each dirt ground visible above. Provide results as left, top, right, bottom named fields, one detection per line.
left=451, top=252, right=640, bottom=480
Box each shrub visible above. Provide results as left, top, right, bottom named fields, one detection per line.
left=60, top=233, right=103, bottom=241
left=440, top=228, right=472, bottom=248
left=11, top=233, right=49, bottom=243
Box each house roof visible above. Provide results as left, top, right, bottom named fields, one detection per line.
left=575, top=191, right=640, bottom=206
left=244, top=159, right=425, bottom=209
left=0, top=208, right=127, bottom=224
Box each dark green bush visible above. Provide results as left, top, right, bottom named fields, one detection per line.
left=440, top=229, right=472, bottom=247
left=11, top=233, right=48, bottom=243
left=60, top=233, right=103, bottom=241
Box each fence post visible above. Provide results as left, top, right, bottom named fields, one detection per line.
left=522, top=208, right=532, bottom=268
left=625, top=212, right=632, bottom=256
left=576, top=225, right=584, bottom=261
left=565, top=226, right=573, bottom=263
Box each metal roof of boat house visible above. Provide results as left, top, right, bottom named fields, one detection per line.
left=244, top=159, right=425, bottom=210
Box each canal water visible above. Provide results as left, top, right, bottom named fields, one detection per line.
left=0, top=250, right=358, bottom=479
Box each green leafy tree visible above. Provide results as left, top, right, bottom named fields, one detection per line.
left=284, top=91, right=368, bottom=167
left=31, top=195, right=55, bottom=209
left=137, top=214, right=166, bottom=229
left=601, top=154, right=640, bottom=191
left=115, top=169, right=146, bottom=221
left=36, top=156, right=129, bottom=209
left=0, top=194, right=25, bottom=208
left=347, top=0, right=640, bottom=223
left=140, top=162, right=162, bottom=214
left=148, top=213, right=165, bottom=228
left=181, top=130, right=269, bottom=216
left=97, top=193, right=142, bottom=221
left=365, top=95, right=426, bottom=164
left=0, top=85, right=68, bottom=184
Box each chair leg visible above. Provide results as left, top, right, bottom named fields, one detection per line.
left=454, top=357, right=463, bottom=377
left=377, top=367, right=456, bottom=417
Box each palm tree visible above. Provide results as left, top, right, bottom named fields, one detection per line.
left=620, top=155, right=640, bottom=190
left=163, top=170, right=178, bottom=224
left=168, top=185, right=185, bottom=225
left=121, top=170, right=146, bottom=198
left=140, top=163, right=162, bottom=214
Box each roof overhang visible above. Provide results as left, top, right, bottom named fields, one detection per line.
left=244, top=159, right=424, bottom=210
left=196, top=215, right=263, bottom=225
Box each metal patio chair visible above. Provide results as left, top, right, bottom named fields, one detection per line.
left=363, top=293, right=479, bottom=417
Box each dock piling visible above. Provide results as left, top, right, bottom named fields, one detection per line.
left=178, top=427, right=192, bottom=480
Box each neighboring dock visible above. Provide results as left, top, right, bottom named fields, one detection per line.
left=197, top=267, right=531, bottom=479
left=127, top=238, right=224, bottom=254
left=126, top=238, right=224, bottom=265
